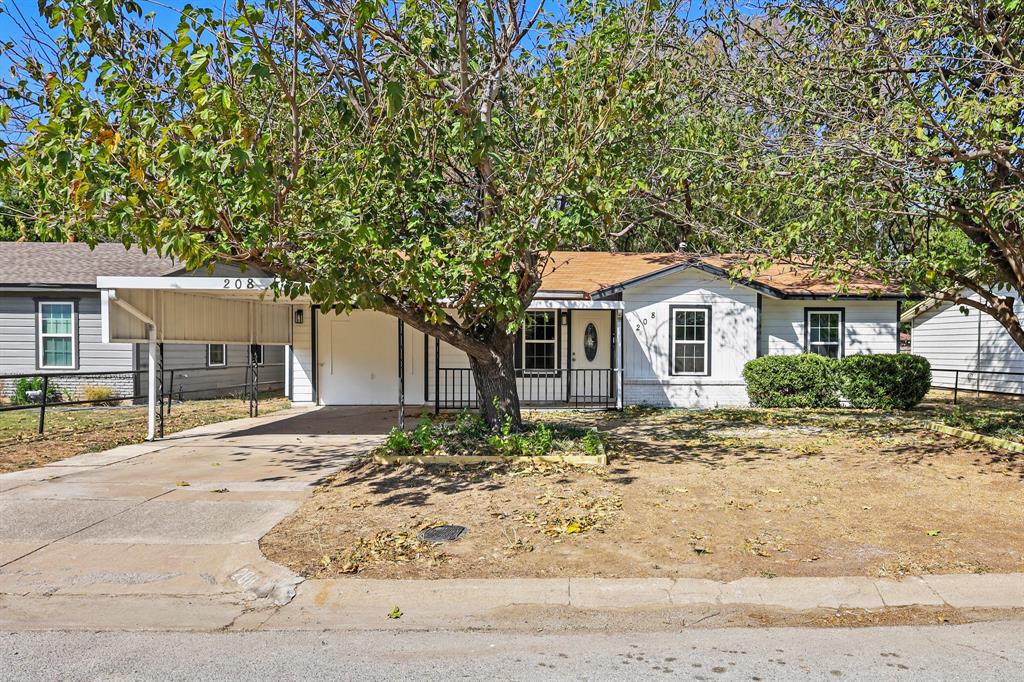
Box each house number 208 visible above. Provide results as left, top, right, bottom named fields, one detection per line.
left=223, top=278, right=258, bottom=289
left=635, top=311, right=656, bottom=332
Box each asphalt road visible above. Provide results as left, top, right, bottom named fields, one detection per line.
left=2, top=622, right=1022, bottom=681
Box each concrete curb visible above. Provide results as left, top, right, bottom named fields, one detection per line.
left=260, top=573, right=1024, bottom=628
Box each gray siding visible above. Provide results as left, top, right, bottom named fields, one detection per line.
left=138, top=343, right=286, bottom=399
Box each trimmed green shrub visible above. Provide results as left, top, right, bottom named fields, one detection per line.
left=743, top=354, right=840, bottom=408
left=837, top=354, right=931, bottom=410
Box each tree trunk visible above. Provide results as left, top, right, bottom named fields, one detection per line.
left=468, top=331, right=522, bottom=431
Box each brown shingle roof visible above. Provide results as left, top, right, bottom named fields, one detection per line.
left=540, top=251, right=905, bottom=298
left=0, top=242, right=178, bottom=288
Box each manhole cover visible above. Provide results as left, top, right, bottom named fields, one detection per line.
left=417, top=525, right=467, bottom=543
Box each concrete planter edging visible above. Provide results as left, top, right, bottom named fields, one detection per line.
left=929, top=422, right=1024, bottom=454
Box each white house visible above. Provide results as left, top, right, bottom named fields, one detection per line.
left=95, top=252, right=905, bottom=436
left=903, top=286, right=1024, bottom=396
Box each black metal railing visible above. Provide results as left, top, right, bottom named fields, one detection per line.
left=434, top=367, right=619, bottom=411
left=931, top=367, right=1024, bottom=405
left=0, top=362, right=284, bottom=436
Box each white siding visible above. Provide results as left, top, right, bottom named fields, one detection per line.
left=622, top=268, right=758, bottom=408
left=760, top=299, right=899, bottom=357
left=911, top=288, right=1024, bottom=394
left=291, top=304, right=315, bottom=403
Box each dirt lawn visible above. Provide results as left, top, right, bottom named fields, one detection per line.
left=262, top=400, right=1024, bottom=581
left=0, top=397, right=291, bottom=473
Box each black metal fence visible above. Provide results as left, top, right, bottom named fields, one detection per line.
left=434, top=367, right=619, bottom=411
left=931, top=367, right=1024, bottom=405
left=0, top=361, right=284, bottom=436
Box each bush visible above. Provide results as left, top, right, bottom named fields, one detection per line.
left=83, top=385, right=120, bottom=406
left=12, top=377, right=62, bottom=405
left=743, top=354, right=840, bottom=408
left=837, top=354, right=931, bottom=410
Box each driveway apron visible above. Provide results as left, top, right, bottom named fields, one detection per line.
left=0, top=407, right=388, bottom=609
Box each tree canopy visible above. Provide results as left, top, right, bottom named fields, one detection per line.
left=4, top=0, right=681, bottom=426
left=653, top=0, right=1024, bottom=347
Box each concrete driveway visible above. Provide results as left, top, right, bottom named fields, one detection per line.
left=0, top=406, right=393, bottom=627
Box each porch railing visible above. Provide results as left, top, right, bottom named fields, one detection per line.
left=434, top=367, right=619, bottom=411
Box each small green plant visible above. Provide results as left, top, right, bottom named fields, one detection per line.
left=580, top=431, right=604, bottom=457
left=454, top=409, right=487, bottom=437
left=743, top=354, right=840, bottom=408
left=383, top=427, right=413, bottom=455
left=412, top=415, right=442, bottom=454
left=12, top=376, right=62, bottom=405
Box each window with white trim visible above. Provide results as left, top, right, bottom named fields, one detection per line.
left=671, top=307, right=709, bottom=375
left=806, top=310, right=843, bottom=358
left=207, top=343, right=227, bottom=367
left=38, top=301, right=75, bottom=368
left=522, top=311, right=557, bottom=372
left=250, top=344, right=264, bottom=365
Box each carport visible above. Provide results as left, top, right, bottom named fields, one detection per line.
left=98, top=275, right=297, bottom=440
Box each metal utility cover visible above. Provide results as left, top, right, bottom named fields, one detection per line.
left=417, top=525, right=467, bottom=543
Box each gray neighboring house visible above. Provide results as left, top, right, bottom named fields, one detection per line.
left=0, top=242, right=285, bottom=401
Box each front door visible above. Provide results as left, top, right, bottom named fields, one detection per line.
left=570, top=310, right=612, bottom=401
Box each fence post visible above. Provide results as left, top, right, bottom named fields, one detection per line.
left=38, top=375, right=48, bottom=435
left=167, top=369, right=175, bottom=415
left=953, top=370, right=959, bottom=405
left=252, top=347, right=260, bottom=417
left=158, top=343, right=165, bottom=438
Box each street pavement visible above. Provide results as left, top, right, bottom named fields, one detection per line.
left=2, top=622, right=1022, bottom=681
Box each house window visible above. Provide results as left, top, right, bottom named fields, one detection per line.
left=250, top=344, right=264, bottom=365
left=207, top=343, right=227, bottom=367
left=805, top=309, right=844, bottom=358
left=671, top=306, right=710, bottom=375
left=523, top=311, right=557, bottom=372
left=38, top=301, right=75, bottom=369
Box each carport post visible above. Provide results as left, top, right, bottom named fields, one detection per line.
left=146, top=328, right=158, bottom=441
left=398, top=319, right=405, bottom=430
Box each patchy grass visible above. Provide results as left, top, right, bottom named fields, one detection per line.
left=262, top=402, right=1024, bottom=580
left=0, top=396, right=291, bottom=473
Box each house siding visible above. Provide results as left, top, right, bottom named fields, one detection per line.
left=622, top=268, right=758, bottom=408
left=0, top=291, right=135, bottom=398
left=137, top=343, right=286, bottom=400
left=290, top=304, right=315, bottom=403
left=911, top=287, right=1024, bottom=394
left=760, top=299, right=899, bottom=357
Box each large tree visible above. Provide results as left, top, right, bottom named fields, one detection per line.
left=4, top=0, right=679, bottom=428
left=655, top=1, right=1024, bottom=348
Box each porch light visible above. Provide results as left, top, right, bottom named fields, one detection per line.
left=294, top=309, right=304, bottom=325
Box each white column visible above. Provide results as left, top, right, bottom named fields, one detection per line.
left=615, top=310, right=624, bottom=410
left=147, top=328, right=157, bottom=441
left=284, top=345, right=292, bottom=401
